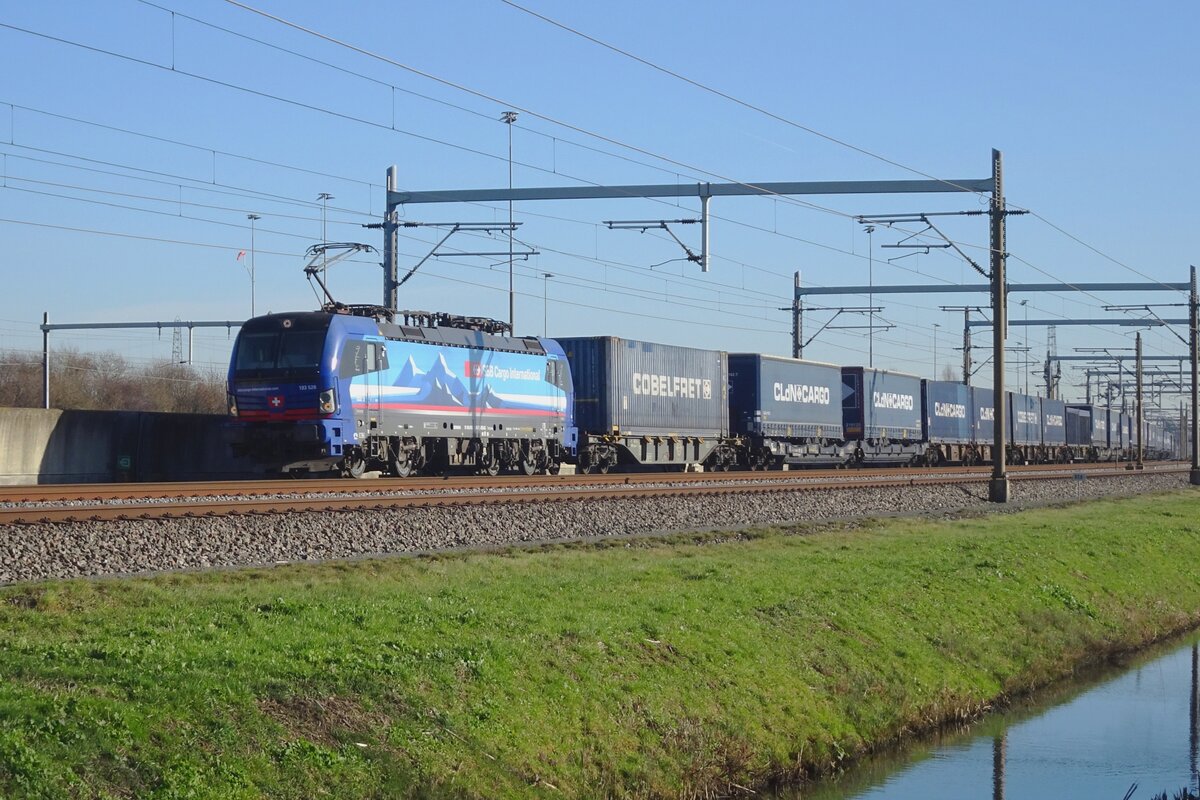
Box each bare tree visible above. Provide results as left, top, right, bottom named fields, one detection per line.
left=0, top=349, right=225, bottom=414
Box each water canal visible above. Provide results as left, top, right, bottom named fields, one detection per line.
left=795, top=634, right=1200, bottom=800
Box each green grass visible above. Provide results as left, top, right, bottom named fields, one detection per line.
left=4, top=491, right=1200, bottom=799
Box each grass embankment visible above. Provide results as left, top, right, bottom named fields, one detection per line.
left=4, top=492, right=1200, bottom=798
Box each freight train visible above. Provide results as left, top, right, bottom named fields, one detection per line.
left=225, top=308, right=1176, bottom=476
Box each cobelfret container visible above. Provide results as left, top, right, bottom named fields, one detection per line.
left=1008, top=392, right=1041, bottom=446
left=1065, top=404, right=1093, bottom=448
left=972, top=387, right=996, bottom=443
left=728, top=354, right=843, bottom=439
left=841, top=367, right=923, bottom=441
left=1041, top=398, right=1067, bottom=447
left=923, top=380, right=973, bottom=443
left=557, top=336, right=728, bottom=466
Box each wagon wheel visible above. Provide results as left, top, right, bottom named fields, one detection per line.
left=546, top=461, right=562, bottom=475
left=479, top=455, right=501, bottom=477
left=520, top=457, right=538, bottom=476
left=597, top=461, right=610, bottom=474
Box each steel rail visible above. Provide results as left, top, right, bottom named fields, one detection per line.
left=0, top=463, right=1185, bottom=527
left=0, top=461, right=1181, bottom=503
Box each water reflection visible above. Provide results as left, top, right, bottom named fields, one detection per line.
left=793, top=636, right=1200, bottom=800
left=993, top=734, right=1005, bottom=800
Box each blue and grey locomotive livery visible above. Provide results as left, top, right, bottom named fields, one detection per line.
left=227, top=308, right=1176, bottom=475
left=227, top=311, right=574, bottom=476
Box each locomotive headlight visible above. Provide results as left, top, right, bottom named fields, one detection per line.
left=227, top=393, right=238, bottom=417
left=319, top=389, right=337, bottom=415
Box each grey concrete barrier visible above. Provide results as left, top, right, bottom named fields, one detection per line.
left=0, top=408, right=259, bottom=485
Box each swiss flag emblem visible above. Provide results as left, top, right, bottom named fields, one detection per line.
left=268, top=395, right=285, bottom=410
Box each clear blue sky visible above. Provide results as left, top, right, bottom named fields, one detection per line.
left=1, top=0, right=1196, bottom=404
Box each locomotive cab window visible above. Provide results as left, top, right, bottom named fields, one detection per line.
left=544, top=358, right=568, bottom=390
left=276, top=331, right=325, bottom=370
left=235, top=333, right=278, bottom=372
left=234, top=330, right=325, bottom=377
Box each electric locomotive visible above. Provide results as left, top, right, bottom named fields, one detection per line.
left=226, top=307, right=575, bottom=477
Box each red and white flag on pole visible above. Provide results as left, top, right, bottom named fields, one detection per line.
left=236, top=250, right=246, bottom=261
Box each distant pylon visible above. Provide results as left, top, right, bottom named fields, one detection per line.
left=171, top=317, right=183, bottom=363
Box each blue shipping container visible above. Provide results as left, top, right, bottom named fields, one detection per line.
left=842, top=367, right=923, bottom=441
left=1008, top=392, right=1040, bottom=445
left=1041, top=398, right=1067, bottom=446
left=972, top=387, right=996, bottom=443
left=1065, top=405, right=1092, bottom=447
left=728, top=354, right=843, bottom=439
left=924, top=380, right=973, bottom=443
left=1094, top=406, right=1112, bottom=449
left=1119, top=412, right=1133, bottom=449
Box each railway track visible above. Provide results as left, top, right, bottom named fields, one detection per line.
left=0, top=461, right=1185, bottom=527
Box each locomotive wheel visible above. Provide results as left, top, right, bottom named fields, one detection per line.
left=520, top=458, right=538, bottom=476
left=546, top=461, right=562, bottom=475
left=389, top=454, right=413, bottom=478
left=578, top=463, right=593, bottom=475
left=344, top=456, right=367, bottom=479
left=479, top=456, right=500, bottom=477
left=597, top=462, right=610, bottom=474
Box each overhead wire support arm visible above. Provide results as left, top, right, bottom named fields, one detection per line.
left=799, top=306, right=883, bottom=351
left=389, top=221, right=536, bottom=291
left=604, top=218, right=702, bottom=265
left=856, top=211, right=999, bottom=278
left=1103, top=303, right=1191, bottom=345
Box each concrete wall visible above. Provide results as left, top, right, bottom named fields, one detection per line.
left=0, top=408, right=258, bottom=485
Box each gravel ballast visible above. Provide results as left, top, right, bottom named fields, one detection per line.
left=0, top=472, right=1188, bottom=584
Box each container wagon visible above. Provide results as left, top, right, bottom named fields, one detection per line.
left=970, top=387, right=997, bottom=464
left=1064, top=404, right=1093, bottom=461
left=1041, top=398, right=1068, bottom=462
left=923, top=380, right=974, bottom=465
left=556, top=336, right=736, bottom=472
left=1118, top=412, right=1134, bottom=458
left=728, top=354, right=844, bottom=469
left=1008, top=392, right=1041, bottom=463
left=841, top=367, right=923, bottom=464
